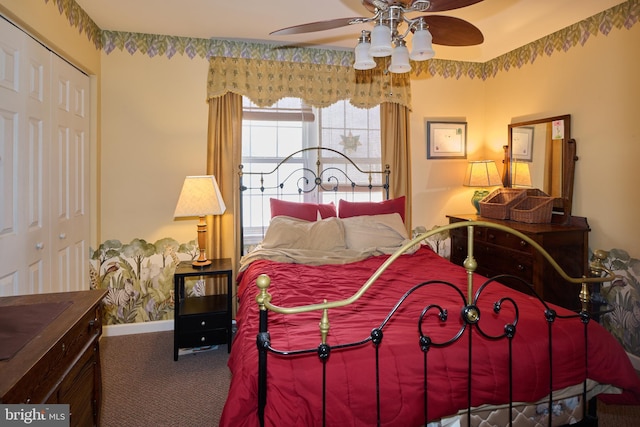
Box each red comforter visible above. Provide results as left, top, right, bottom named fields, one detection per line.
left=220, top=247, right=640, bottom=426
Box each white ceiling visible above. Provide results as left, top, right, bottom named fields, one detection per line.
left=74, top=0, right=626, bottom=62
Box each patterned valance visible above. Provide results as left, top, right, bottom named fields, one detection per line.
left=206, top=56, right=411, bottom=109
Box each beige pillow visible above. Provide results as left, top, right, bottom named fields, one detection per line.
left=261, top=216, right=347, bottom=251
left=341, top=213, right=409, bottom=251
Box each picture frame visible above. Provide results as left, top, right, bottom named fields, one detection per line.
left=511, top=126, right=534, bottom=161
left=426, top=121, right=467, bottom=159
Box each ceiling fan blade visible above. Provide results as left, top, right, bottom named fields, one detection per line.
left=421, top=15, right=484, bottom=46
left=270, top=17, right=367, bottom=36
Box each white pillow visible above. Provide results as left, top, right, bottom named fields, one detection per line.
left=340, top=213, right=409, bottom=251
left=261, top=216, right=347, bottom=251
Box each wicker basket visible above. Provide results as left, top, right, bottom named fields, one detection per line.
left=478, top=188, right=527, bottom=220
left=510, top=195, right=554, bottom=223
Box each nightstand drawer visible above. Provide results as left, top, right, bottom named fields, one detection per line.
left=180, top=312, right=227, bottom=331
left=178, top=329, right=227, bottom=348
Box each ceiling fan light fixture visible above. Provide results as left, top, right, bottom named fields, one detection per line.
left=369, top=24, right=393, bottom=57
left=354, top=31, right=376, bottom=70
left=409, top=28, right=435, bottom=61
left=389, top=40, right=411, bottom=74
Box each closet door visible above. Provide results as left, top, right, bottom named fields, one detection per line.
left=0, top=18, right=90, bottom=296
left=50, top=53, right=91, bottom=293
left=0, top=19, right=51, bottom=296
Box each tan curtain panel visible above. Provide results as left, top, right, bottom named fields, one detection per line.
left=381, top=102, right=412, bottom=232
left=206, top=93, right=242, bottom=295
left=206, top=56, right=411, bottom=109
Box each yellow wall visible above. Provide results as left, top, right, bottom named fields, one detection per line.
left=99, top=50, right=210, bottom=244
left=409, top=23, right=640, bottom=256
left=483, top=23, right=640, bottom=255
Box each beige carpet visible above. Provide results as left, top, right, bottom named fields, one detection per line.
left=100, top=331, right=230, bottom=426
left=100, top=331, right=640, bottom=426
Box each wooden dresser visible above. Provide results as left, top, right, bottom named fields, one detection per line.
left=0, top=289, right=106, bottom=427
left=447, top=214, right=590, bottom=311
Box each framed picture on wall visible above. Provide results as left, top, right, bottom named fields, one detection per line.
left=512, top=126, right=534, bottom=161
left=426, top=121, right=467, bottom=159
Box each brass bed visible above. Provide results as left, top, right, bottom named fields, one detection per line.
left=221, top=147, right=640, bottom=427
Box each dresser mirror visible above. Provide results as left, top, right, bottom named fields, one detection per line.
left=504, top=114, right=576, bottom=220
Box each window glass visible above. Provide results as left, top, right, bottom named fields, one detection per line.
left=241, top=98, right=382, bottom=250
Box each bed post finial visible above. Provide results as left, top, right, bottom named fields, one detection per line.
left=319, top=300, right=330, bottom=344
left=256, top=274, right=272, bottom=310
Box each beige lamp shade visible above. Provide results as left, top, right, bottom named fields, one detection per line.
left=512, top=161, right=532, bottom=187
left=463, top=160, right=503, bottom=188
left=174, top=175, right=225, bottom=267
left=174, top=175, right=226, bottom=218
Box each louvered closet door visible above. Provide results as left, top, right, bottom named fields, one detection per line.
left=0, top=19, right=51, bottom=296
left=50, top=56, right=90, bottom=293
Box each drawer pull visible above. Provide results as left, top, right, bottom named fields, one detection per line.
left=201, top=320, right=206, bottom=327
left=519, top=240, right=527, bottom=247
left=201, top=336, right=206, bottom=342
left=35, top=242, right=44, bottom=250
left=488, top=233, right=495, bottom=240
left=517, top=264, right=525, bottom=271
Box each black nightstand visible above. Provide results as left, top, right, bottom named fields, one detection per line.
left=173, top=258, right=233, bottom=361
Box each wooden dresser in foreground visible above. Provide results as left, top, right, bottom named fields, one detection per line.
left=0, top=289, right=106, bottom=427
left=447, top=214, right=590, bottom=311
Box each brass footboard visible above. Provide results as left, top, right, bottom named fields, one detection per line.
left=254, top=221, right=616, bottom=427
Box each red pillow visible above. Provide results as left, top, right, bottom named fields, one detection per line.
left=317, top=202, right=337, bottom=219
left=270, top=199, right=337, bottom=221
left=338, top=196, right=406, bottom=222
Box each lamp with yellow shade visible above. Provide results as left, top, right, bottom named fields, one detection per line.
left=511, top=161, right=532, bottom=188
left=174, top=175, right=226, bottom=268
left=463, top=160, right=503, bottom=214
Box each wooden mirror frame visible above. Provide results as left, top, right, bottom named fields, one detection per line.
left=504, top=114, right=577, bottom=223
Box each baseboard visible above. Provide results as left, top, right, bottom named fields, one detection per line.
left=103, top=320, right=173, bottom=337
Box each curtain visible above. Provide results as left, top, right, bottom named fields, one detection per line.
left=381, top=102, right=412, bottom=232
left=206, top=93, right=242, bottom=292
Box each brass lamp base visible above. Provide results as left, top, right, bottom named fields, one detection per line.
left=193, top=216, right=211, bottom=268
left=192, top=258, right=211, bottom=268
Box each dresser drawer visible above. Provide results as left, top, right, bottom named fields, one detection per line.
left=484, top=229, right=533, bottom=254
left=178, top=329, right=227, bottom=348
left=474, top=243, right=534, bottom=282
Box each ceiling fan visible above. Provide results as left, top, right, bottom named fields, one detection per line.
left=270, top=0, right=484, bottom=73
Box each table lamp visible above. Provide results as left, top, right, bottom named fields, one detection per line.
left=174, top=175, right=226, bottom=267
left=512, top=161, right=532, bottom=188
left=463, top=160, right=502, bottom=214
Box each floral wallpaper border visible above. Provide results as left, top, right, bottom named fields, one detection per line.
left=46, top=0, right=639, bottom=80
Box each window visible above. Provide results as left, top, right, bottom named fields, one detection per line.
left=241, top=97, right=381, bottom=247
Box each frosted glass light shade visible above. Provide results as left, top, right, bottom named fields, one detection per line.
left=370, top=24, right=393, bottom=57
left=410, top=28, right=435, bottom=61
left=389, top=43, right=411, bottom=74
left=354, top=41, right=376, bottom=70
